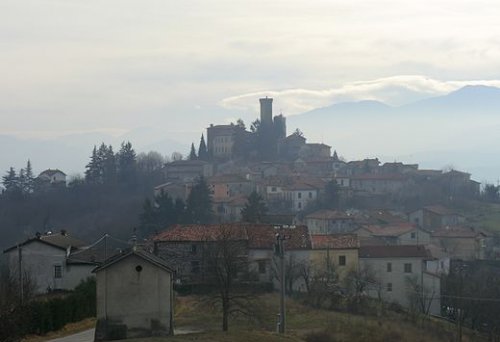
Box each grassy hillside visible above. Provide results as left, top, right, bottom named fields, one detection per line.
left=123, top=294, right=484, bottom=342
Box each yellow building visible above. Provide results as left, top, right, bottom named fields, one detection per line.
left=309, top=234, right=359, bottom=279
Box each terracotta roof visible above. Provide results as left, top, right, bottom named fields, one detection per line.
left=209, top=174, right=250, bottom=183
left=432, top=226, right=487, bottom=238
left=246, top=225, right=311, bottom=250
left=310, top=234, right=359, bottom=249
left=359, top=245, right=430, bottom=258
left=352, top=210, right=407, bottom=225
left=306, top=209, right=353, bottom=220
left=153, top=224, right=311, bottom=250
left=423, top=205, right=459, bottom=216
left=153, top=224, right=248, bottom=242
left=359, top=223, right=418, bottom=237
left=351, top=173, right=406, bottom=181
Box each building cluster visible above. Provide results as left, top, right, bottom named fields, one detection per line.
left=3, top=97, right=494, bottom=338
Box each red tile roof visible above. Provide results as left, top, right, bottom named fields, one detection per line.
left=246, top=225, right=311, bottom=250
left=359, top=223, right=418, bottom=237
left=153, top=224, right=311, bottom=250
left=209, top=174, right=251, bottom=184
left=310, top=234, right=359, bottom=249
left=306, top=209, right=353, bottom=220
left=432, top=226, right=487, bottom=238
left=359, top=245, right=430, bottom=258
left=350, top=173, right=407, bottom=181
left=153, top=224, right=248, bottom=242
left=423, top=205, right=459, bottom=216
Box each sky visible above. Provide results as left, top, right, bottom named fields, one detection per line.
left=2, top=0, right=500, bottom=178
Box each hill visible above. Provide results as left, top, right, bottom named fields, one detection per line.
left=287, top=85, right=500, bottom=182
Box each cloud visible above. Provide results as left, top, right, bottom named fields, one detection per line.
left=219, top=76, right=500, bottom=115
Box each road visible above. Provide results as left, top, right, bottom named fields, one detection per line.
left=45, top=326, right=200, bottom=342
left=46, top=329, right=95, bottom=342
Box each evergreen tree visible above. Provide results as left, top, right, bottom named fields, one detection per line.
left=85, top=146, right=101, bottom=183
left=198, top=134, right=208, bottom=161
left=186, top=176, right=213, bottom=224
left=117, top=141, right=137, bottom=184
left=139, top=198, right=158, bottom=235
left=102, top=145, right=116, bottom=184
left=24, top=160, right=34, bottom=193
left=18, top=168, right=26, bottom=194
left=189, top=143, right=197, bottom=160
left=241, top=191, right=268, bottom=223
left=2, top=167, right=19, bottom=193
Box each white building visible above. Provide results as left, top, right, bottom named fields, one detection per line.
left=3, top=231, right=95, bottom=293
left=360, top=245, right=441, bottom=315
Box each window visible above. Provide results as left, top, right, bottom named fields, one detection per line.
left=271, top=186, right=277, bottom=192
left=338, top=255, right=346, bottom=266
left=298, top=192, right=302, bottom=199
left=258, top=260, right=266, bottom=274
left=308, top=192, right=312, bottom=199
left=387, top=262, right=392, bottom=272
left=191, top=261, right=200, bottom=274
left=411, top=232, right=416, bottom=239
left=387, top=283, right=393, bottom=292
left=191, top=244, right=197, bottom=254
left=298, top=202, right=302, bottom=209
left=54, top=265, right=62, bottom=279
left=404, top=263, right=412, bottom=273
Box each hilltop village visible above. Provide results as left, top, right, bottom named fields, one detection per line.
left=3, top=98, right=499, bottom=340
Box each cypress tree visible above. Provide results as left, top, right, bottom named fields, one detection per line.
left=198, top=134, right=208, bottom=161
left=189, top=143, right=197, bottom=160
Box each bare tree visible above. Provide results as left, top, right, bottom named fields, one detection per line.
left=204, top=225, right=252, bottom=332
left=343, top=264, right=378, bottom=312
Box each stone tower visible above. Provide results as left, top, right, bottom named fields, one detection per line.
left=259, top=97, right=273, bottom=128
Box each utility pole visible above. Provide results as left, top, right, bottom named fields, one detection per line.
left=274, top=231, right=286, bottom=334
left=18, top=244, right=23, bottom=304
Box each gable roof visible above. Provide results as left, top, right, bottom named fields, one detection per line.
left=93, top=249, right=174, bottom=273
left=432, top=225, right=487, bottom=238
left=423, top=205, right=459, bottom=216
left=306, top=209, right=353, bottom=220
left=357, top=223, right=421, bottom=237
left=350, top=173, right=406, bottom=181
left=208, top=174, right=250, bottom=184
left=153, top=224, right=312, bottom=250
left=359, top=245, right=430, bottom=258
left=310, top=234, right=359, bottom=249
left=153, top=224, right=248, bottom=242
left=39, top=169, right=66, bottom=177
left=246, top=225, right=311, bottom=250
left=3, top=231, right=87, bottom=253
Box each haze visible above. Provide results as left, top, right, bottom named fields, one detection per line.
left=2, top=0, right=500, bottom=182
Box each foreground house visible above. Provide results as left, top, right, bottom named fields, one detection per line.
left=153, top=224, right=248, bottom=284
left=94, top=249, right=174, bottom=340
left=3, top=231, right=94, bottom=293
left=360, top=245, right=441, bottom=315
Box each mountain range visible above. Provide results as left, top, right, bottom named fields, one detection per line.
left=1, top=85, right=499, bottom=183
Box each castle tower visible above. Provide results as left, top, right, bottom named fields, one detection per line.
left=259, top=97, right=273, bottom=128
